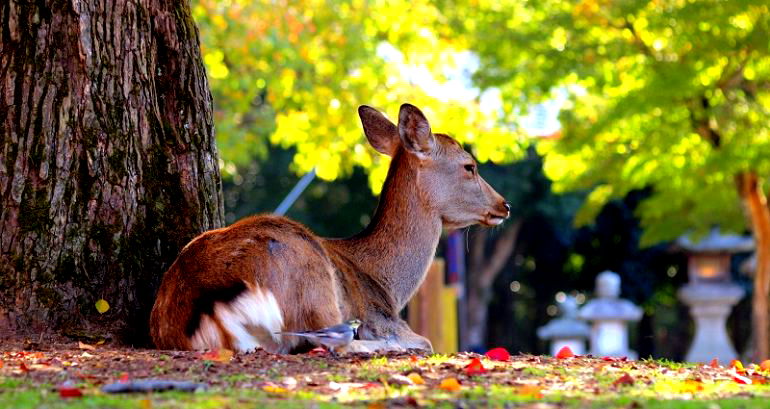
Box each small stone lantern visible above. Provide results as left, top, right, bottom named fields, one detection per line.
left=676, top=229, right=753, bottom=363
left=537, top=295, right=591, bottom=356
left=578, top=271, right=643, bottom=358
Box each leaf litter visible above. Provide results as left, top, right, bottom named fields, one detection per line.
left=2, top=339, right=770, bottom=408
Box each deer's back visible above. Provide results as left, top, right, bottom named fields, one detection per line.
left=150, top=214, right=340, bottom=351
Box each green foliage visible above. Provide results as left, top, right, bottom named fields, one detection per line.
left=193, top=0, right=522, bottom=192
left=451, top=0, right=770, bottom=245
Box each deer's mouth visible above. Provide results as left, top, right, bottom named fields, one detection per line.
left=482, top=212, right=508, bottom=226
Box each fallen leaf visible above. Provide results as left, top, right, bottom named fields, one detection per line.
left=200, top=349, right=233, bottom=363
left=139, top=399, right=153, bottom=409
left=95, top=299, right=110, bottom=314
left=389, top=374, right=414, bottom=385
left=485, top=347, right=511, bottom=361
left=464, top=358, right=487, bottom=375
left=732, top=372, right=752, bottom=385
left=730, top=360, right=745, bottom=373
left=308, top=347, right=327, bottom=356
left=709, top=358, right=719, bottom=368
left=281, top=376, right=297, bottom=390
left=407, top=373, right=425, bottom=385
left=439, top=378, right=461, bottom=391
left=409, top=355, right=419, bottom=364
left=516, top=384, right=543, bottom=399
left=358, top=382, right=380, bottom=389
left=613, top=373, right=635, bottom=387
left=760, top=360, right=770, bottom=372
left=366, top=403, right=386, bottom=409
left=119, top=372, right=130, bottom=383
left=58, top=386, right=83, bottom=398
left=555, top=346, right=574, bottom=359
left=262, top=384, right=288, bottom=394
left=78, top=342, right=96, bottom=351
left=19, top=362, right=29, bottom=372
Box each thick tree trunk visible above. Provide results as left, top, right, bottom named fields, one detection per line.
left=0, top=0, right=224, bottom=344
left=466, top=221, right=522, bottom=349
left=736, top=172, right=770, bottom=362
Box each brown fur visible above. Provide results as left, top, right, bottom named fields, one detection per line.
left=150, top=104, right=509, bottom=353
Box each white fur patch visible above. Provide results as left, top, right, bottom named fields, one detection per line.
left=190, top=314, right=221, bottom=350
left=191, top=287, right=284, bottom=353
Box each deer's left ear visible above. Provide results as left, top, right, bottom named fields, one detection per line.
left=398, top=104, right=435, bottom=160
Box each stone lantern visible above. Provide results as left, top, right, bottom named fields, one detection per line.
left=537, top=295, right=591, bottom=356
left=676, top=229, right=753, bottom=363
left=578, top=271, right=643, bottom=358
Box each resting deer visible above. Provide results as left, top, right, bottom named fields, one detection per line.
left=150, top=104, right=510, bottom=354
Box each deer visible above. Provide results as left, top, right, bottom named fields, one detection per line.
left=149, top=103, right=510, bottom=354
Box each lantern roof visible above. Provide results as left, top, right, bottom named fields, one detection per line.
left=537, top=296, right=590, bottom=339
left=676, top=228, right=754, bottom=254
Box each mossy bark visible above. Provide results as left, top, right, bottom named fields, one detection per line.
left=0, top=0, right=224, bottom=344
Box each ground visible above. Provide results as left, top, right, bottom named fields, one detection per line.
left=2, top=338, right=770, bottom=408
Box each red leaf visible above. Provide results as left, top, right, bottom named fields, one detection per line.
left=19, top=362, right=29, bottom=372
left=709, top=358, right=720, bottom=368
left=119, top=372, right=129, bottom=383
left=613, top=373, right=635, bottom=387
left=732, top=373, right=752, bottom=385
left=485, top=347, right=511, bottom=361
left=463, top=358, right=487, bottom=375
left=555, top=346, right=574, bottom=359
left=409, top=355, right=419, bottom=363
left=58, top=387, right=83, bottom=398
left=308, top=347, right=327, bottom=356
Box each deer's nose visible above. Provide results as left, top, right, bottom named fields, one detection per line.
left=503, top=202, right=511, bottom=212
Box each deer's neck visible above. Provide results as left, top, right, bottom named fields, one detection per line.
left=340, top=154, right=442, bottom=310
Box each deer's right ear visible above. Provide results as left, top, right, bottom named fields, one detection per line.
left=359, top=105, right=398, bottom=157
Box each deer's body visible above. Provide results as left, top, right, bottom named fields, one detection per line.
left=150, top=104, right=509, bottom=353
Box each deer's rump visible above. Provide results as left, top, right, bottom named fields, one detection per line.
left=149, top=215, right=342, bottom=352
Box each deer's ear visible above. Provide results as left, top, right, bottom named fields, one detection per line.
left=398, top=104, right=435, bottom=160
left=359, top=105, right=399, bottom=157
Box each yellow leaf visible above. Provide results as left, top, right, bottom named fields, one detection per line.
left=262, top=384, right=288, bottom=394
left=139, top=398, right=153, bottom=409
left=407, top=373, right=425, bottom=385
left=78, top=341, right=96, bottom=351
left=439, top=378, right=461, bottom=391
left=95, top=299, right=110, bottom=314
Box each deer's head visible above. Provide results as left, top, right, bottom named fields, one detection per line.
left=359, top=103, right=510, bottom=229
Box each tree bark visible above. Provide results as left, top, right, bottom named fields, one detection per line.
left=0, top=0, right=224, bottom=344
left=466, top=220, right=522, bottom=349
left=736, top=172, right=770, bottom=362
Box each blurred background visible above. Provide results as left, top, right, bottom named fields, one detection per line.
left=191, top=0, right=769, bottom=361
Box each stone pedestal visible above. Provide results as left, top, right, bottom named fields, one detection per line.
left=678, top=282, right=744, bottom=363
left=578, top=271, right=642, bottom=358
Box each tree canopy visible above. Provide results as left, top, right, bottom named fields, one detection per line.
left=450, top=0, right=770, bottom=245
left=193, top=0, right=522, bottom=192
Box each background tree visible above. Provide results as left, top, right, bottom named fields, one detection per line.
left=448, top=0, right=770, bottom=361
left=0, top=0, right=223, bottom=342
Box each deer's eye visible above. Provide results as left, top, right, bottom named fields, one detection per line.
left=464, top=164, right=475, bottom=174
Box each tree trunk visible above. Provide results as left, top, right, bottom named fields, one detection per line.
left=466, top=221, right=522, bottom=349
left=736, top=172, right=770, bottom=362
left=0, top=0, right=224, bottom=344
